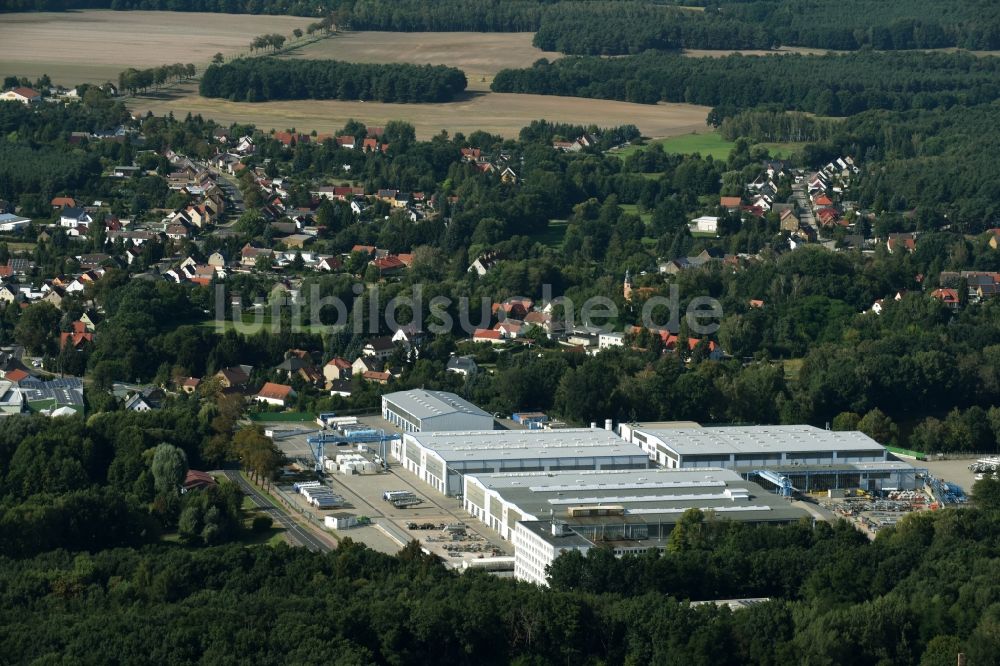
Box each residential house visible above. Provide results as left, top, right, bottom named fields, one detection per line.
left=1, top=87, right=41, bottom=104
left=181, top=377, right=201, bottom=394
left=371, top=255, right=406, bottom=277
left=183, top=470, right=217, bottom=492
left=598, top=332, right=625, bottom=350
left=0, top=284, right=20, bottom=306
left=361, top=336, right=397, bottom=360
left=256, top=382, right=295, bottom=408
left=316, top=255, right=342, bottom=272
left=720, top=197, right=742, bottom=212
left=391, top=324, right=423, bottom=350
left=494, top=297, right=533, bottom=320
left=362, top=370, right=390, bottom=385
left=215, top=365, right=251, bottom=389
left=329, top=379, right=354, bottom=397
left=779, top=209, right=800, bottom=232
left=323, top=357, right=352, bottom=386
left=351, top=356, right=380, bottom=376
left=495, top=319, right=524, bottom=339
left=124, top=392, right=155, bottom=412
left=886, top=232, right=917, bottom=254
left=166, top=223, right=190, bottom=240
left=473, top=328, right=505, bottom=345
left=59, top=207, right=93, bottom=229
left=241, top=244, right=273, bottom=267
left=931, top=288, right=961, bottom=309
left=50, top=196, right=76, bottom=209
left=468, top=251, right=502, bottom=276
left=446, top=355, right=478, bottom=377
left=60, top=321, right=94, bottom=349
left=207, top=252, right=227, bottom=268
left=690, top=216, right=719, bottom=234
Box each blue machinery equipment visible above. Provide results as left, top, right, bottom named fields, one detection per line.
left=753, top=469, right=797, bottom=497
left=306, top=427, right=397, bottom=471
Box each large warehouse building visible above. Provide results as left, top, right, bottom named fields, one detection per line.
left=619, top=424, right=888, bottom=469
left=381, top=389, right=494, bottom=432
left=465, top=468, right=808, bottom=585
left=618, top=424, right=922, bottom=491
left=390, top=428, right=651, bottom=496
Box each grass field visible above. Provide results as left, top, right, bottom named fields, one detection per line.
left=536, top=220, right=569, bottom=249
left=282, top=31, right=563, bottom=93
left=134, top=82, right=713, bottom=140
left=612, top=131, right=808, bottom=163
left=0, top=11, right=312, bottom=86
left=612, top=132, right=735, bottom=161
left=619, top=204, right=652, bottom=224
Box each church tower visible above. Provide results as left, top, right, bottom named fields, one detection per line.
left=623, top=269, right=633, bottom=302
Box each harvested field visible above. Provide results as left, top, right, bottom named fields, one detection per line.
left=133, top=83, right=712, bottom=140
left=283, top=31, right=563, bottom=92
left=0, top=10, right=312, bottom=85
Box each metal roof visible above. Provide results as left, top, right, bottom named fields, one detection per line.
left=467, top=468, right=806, bottom=525
left=383, top=389, right=491, bottom=421
left=632, top=425, right=885, bottom=456
left=406, top=428, right=647, bottom=462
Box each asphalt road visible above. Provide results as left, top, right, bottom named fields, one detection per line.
left=223, top=469, right=334, bottom=552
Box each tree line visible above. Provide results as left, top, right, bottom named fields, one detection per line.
left=491, top=51, right=1000, bottom=116
left=199, top=58, right=467, bottom=103
left=718, top=108, right=842, bottom=143
left=5, top=0, right=1000, bottom=52
left=117, top=63, right=195, bottom=96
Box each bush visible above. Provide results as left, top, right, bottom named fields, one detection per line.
left=251, top=514, right=274, bottom=532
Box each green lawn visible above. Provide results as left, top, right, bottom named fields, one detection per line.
left=534, top=219, right=569, bottom=249
left=657, top=132, right=736, bottom=160
left=619, top=204, right=652, bottom=224
left=758, top=141, right=808, bottom=158
left=782, top=358, right=804, bottom=382
left=610, top=132, right=804, bottom=163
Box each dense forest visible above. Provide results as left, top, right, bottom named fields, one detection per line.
left=4, top=0, right=1000, bottom=52
left=491, top=51, right=1000, bottom=115
left=199, top=58, right=467, bottom=103
left=1, top=490, right=1000, bottom=663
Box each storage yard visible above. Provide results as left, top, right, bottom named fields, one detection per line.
left=261, top=414, right=514, bottom=565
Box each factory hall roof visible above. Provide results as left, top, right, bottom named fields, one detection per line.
left=466, top=468, right=807, bottom=525
left=383, top=389, right=491, bottom=421
left=405, top=428, right=648, bottom=462
left=632, top=425, right=886, bottom=456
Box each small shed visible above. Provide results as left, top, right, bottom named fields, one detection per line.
left=324, top=513, right=358, bottom=530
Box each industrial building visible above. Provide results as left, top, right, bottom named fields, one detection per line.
left=390, top=428, right=651, bottom=496
left=381, top=389, right=494, bottom=432
left=491, top=468, right=807, bottom=586
left=617, top=424, right=923, bottom=492
left=619, top=424, right=888, bottom=469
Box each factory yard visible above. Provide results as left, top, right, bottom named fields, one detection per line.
left=262, top=416, right=512, bottom=566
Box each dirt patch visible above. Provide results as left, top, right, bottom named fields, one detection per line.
left=0, top=10, right=312, bottom=85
